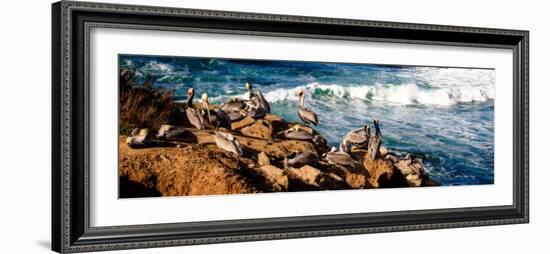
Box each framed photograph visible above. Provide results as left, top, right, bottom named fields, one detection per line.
left=52, top=1, right=529, bottom=253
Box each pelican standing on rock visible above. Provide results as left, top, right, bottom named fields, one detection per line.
left=185, top=88, right=205, bottom=130
left=201, top=93, right=232, bottom=130
left=246, top=82, right=270, bottom=114
left=367, top=119, right=382, bottom=159
left=213, top=131, right=242, bottom=155
left=340, top=125, right=370, bottom=153
left=296, top=89, right=319, bottom=126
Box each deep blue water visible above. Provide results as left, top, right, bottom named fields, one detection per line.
left=120, top=54, right=495, bottom=186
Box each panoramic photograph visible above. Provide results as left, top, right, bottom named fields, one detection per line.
left=118, top=54, right=495, bottom=198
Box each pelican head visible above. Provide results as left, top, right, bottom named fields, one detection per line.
left=339, top=140, right=349, bottom=153
left=185, top=87, right=196, bottom=109
left=295, top=89, right=305, bottom=97
left=373, top=118, right=381, bottom=136
left=364, top=124, right=370, bottom=135
left=201, top=93, right=209, bottom=107
left=245, top=82, right=252, bottom=91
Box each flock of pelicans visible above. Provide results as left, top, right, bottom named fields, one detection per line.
left=126, top=82, right=384, bottom=170
left=181, top=82, right=317, bottom=131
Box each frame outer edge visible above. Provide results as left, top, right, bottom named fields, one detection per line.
left=51, top=1, right=62, bottom=253
left=66, top=0, right=527, bottom=36
left=523, top=31, right=529, bottom=223
left=57, top=1, right=530, bottom=252
left=61, top=1, right=73, bottom=253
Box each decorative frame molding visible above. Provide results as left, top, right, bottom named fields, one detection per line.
left=52, top=1, right=529, bottom=253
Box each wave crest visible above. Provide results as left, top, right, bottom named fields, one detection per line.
left=262, top=82, right=494, bottom=106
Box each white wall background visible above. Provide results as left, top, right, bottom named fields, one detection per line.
left=0, top=0, right=546, bottom=253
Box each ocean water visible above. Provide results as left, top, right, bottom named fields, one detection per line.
left=120, top=55, right=495, bottom=186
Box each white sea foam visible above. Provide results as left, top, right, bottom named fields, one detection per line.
left=143, top=60, right=174, bottom=73
left=261, top=82, right=495, bottom=106
left=398, top=67, right=495, bottom=88
left=168, top=64, right=495, bottom=107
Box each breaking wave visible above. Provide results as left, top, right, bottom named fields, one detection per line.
left=262, top=82, right=495, bottom=106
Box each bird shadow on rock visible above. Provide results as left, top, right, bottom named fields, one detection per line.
left=126, top=140, right=179, bottom=149
left=151, top=140, right=181, bottom=148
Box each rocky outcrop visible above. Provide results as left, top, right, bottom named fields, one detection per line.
left=257, top=152, right=271, bottom=166
left=240, top=119, right=273, bottom=139
left=394, top=156, right=425, bottom=187
left=231, top=116, right=256, bottom=130
left=317, top=173, right=347, bottom=189
left=284, top=164, right=348, bottom=190
left=119, top=139, right=258, bottom=197
left=363, top=156, right=408, bottom=188
left=286, top=165, right=322, bottom=188
left=120, top=105, right=437, bottom=197
left=253, top=165, right=289, bottom=192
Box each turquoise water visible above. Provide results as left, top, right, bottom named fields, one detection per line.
left=120, top=54, right=495, bottom=185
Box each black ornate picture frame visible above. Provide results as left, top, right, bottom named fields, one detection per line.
left=51, top=1, right=529, bottom=253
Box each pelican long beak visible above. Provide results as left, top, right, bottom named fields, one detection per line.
left=205, top=104, right=213, bottom=124
left=200, top=93, right=213, bottom=123
left=373, top=118, right=381, bottom=136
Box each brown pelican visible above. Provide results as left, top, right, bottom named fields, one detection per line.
left=323, top=147, right=357, bottom=167
left=399, top=154, right=425, bottom=176
left=220, top=98, right=248, bottom=122
left=219, top=81, right=270, bottom=121
left=296, top=89, right=319, bottom=126
left=284, top=151, right=319, bottom=168
left=185, top=88, right=205, bottom=130
left=201, top=93, right=232, bottom=130
left=220, top=98, right=247, bottom=112
left=367, top=119, right=382, bottom=159
left=340, top=125, right=370, bottom=153
left=246, top=103, right=268, bottom=119
left=126, top=128, right=152, bottom=148
left=213, top=131, right=242, bottom=155
left=276, top=125, right=314, bottom=140
left=225, top=110, right=247, bottom=122
left=156, top=125, right=196, bottom=142
left=246, top=82, right=270, bottom=113
left=395, top=154, right=425, bottom=187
